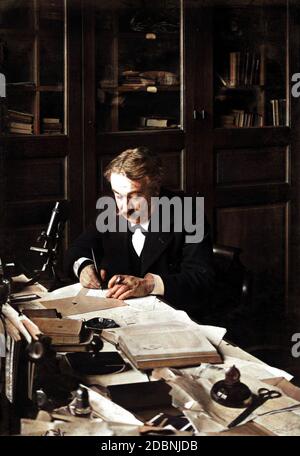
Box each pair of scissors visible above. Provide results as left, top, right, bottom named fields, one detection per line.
left=228, top=387, right=282, bottom=428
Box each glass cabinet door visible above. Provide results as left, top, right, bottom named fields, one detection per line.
left=0, top=0, right=66, bottom=136
left=95, top=0, right=181, bottom=132
left=213, top=1, right=288, bottom=129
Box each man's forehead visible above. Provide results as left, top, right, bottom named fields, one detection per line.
left=110, top=172, right=148, bottom=193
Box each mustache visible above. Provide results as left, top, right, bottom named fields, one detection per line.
left=116, top=207, right=137, bottom=217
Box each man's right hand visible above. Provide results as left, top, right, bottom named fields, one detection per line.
left=79, top=265, right=107, bottom=289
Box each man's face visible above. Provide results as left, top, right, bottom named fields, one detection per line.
left=110, top=172, right=153, bottom=224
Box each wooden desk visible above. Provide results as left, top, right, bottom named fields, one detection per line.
left=3, top=283, right=300, bottom=436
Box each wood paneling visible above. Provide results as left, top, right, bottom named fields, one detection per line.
left=6, top=158, right=65, bottom=201
left=216, top=146, right=289, bottom=186
left=5, top=200, right=68, bottom=227
left=214, top=126, right=290, bottom=149
left=216, top=203, right=289, bottom=306
left=160, top=151, right=184, bottom=190
left=0, top=135, right=68, bottom=159
left=96, top=130, right=185, bottom=155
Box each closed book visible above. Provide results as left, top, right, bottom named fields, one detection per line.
left=43, top=118, right=60, bottom=124
left=30, top=317, right=82, bottom=336
left=8, top=115, right=33, bottom=124
left=42, top=122, right=62, bottom=130
left=30, top=316, right=94, bottom=346
left=51, top=329, right=94, bottom=351
left=140, top=117, right=176, bottom=128
left=8, top=109, right=34, bottom=119
left=101, top=322, right=222, bottom=369
left=9, top=122, right=33, bottom=130
left=9, top=128, right=33, bottom=134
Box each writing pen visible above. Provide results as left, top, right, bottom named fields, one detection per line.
left=91, top=248, right=102, bottom=289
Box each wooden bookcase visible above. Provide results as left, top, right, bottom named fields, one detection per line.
left=0, top=0, right=83, bottom=268
left=1, top=0, right=300, bottom=316
left=0, top=0, right=65, bottom=136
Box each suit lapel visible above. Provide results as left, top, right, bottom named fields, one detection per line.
left=141, top=230, right=173, bottom=275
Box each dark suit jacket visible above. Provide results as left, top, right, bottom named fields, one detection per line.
left=65, top=190, right=215, bottom=320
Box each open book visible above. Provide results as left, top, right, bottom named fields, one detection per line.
left=101, top=322, right=222, bottom=369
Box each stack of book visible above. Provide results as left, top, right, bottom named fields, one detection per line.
left=7, top=110, right=34, bottom=135
left=42, top=118, right=62, bottom=134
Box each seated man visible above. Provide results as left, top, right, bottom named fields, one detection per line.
left=65, top=147, right=215, bottom=319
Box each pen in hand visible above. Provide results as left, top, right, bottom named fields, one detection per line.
left=91, top=248, right=102, bottom=290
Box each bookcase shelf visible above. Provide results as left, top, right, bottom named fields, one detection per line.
left=0, top=0, right=65, bottom=137
left=95, top=0, right=181, bottom=132
left=214, top=5, right=287, bottom=129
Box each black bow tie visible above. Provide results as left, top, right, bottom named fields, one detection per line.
left=129, top=224, right=148, bottom=234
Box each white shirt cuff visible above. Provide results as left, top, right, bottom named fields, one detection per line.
left=73, top=257, right=92, bottom=278
left=150, top=273, right=165, bottom=296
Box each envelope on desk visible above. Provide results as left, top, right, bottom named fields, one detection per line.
left=40, top=288, right=127, bottom=317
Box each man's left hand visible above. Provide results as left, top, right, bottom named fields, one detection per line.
left=106, top=273, right=155, bottom=300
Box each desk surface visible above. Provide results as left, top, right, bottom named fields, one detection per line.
left=10, top=282, right=300, bottom=436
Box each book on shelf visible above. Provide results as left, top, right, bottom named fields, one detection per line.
left=42, top=117, right=62, bottom=134
left=6, top=82, right=36, bottom=89
left=101, top=322, right=222, bottom=369
left=270, top=99, right=286, bottom=126
left=140, top=117, right=177, bottom=128
left=9, top=128, right=33, bottom=135
left=42, top=123, right=62, bottom=130
left=43, top=118, right=61, bottom=124
left=225, top=50, right=261, bottom=88
left=7, top=109, right=34, bottom=123
left=9, top=122, right=33, bottom=131
left=220, top=110, right=263, bottom=128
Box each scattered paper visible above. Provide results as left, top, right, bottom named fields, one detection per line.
left=81, top=384, right=142, bottom=425
left=152, top=367, right=300, bottom=433
left=21, top=418, right=113, bottom=436
left=43, top=283, right=82, bottom=300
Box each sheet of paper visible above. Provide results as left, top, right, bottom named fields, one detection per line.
left=82, top=384, right=142, bottom=425
left=87, top=289, right=108, bottom=298
left=84, top=366, right=149, bottom=387
left=42, top=283, right=82, bottom=300
left=254, top=410, right=300, bottom=436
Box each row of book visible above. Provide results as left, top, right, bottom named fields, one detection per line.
left=270, top=99, right=286, bottom=127
left=6, top=110, right=62, bottom=134
left=221, top=110, right=263, bottom=128
left=219, top=51, right=262, bottom=88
